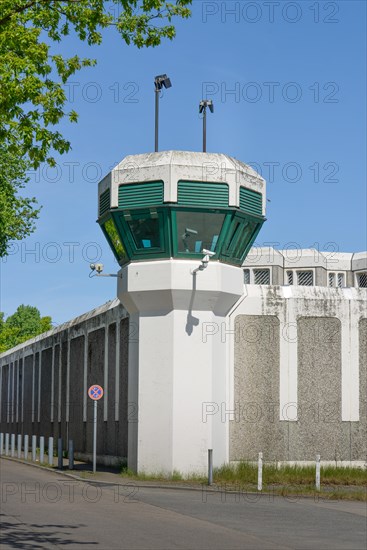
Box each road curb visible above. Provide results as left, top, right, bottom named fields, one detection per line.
left=0, top=456, right=219, bottom=493
left=0, top=456, right=279, bottom=496
left=2, top=456, right=365, bottom=501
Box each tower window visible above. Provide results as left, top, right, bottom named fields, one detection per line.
left=329, top=272, right=346, bottom=288
left=297, top=271, right=313, bottom=286
left=286, top=271, right=293, bottom=285
left=254, top=269, right=270, bottom=285
left=176, top=212, right=225, bottom=254
left=357, top=272, right=367, bottom=288
left=243, top=269, right=250, bottom=284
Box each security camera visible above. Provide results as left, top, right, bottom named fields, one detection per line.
left=202, top=249, right=216, bottom=257
left=90, top=263, right=104, bottom=273
left=191, top=248, right=216, bottom=274
left=200, top=249, right=216, bottom=270
left=94, top=263, right=104, bottom=273
left=89, top=262, right=120, bottom=279
left=182, top=227, right=198, bottom=239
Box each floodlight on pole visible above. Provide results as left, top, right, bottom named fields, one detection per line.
left=199, top=99, right=214, bottom=152
left=154, top=74, right=172, bottom=152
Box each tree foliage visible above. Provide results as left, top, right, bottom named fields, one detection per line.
left=0, top=304, right=52, bottom=352
left=0, top=0, right=192, bottom=256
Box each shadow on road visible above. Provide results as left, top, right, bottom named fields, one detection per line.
left=0, top=514, right=97, bottom=549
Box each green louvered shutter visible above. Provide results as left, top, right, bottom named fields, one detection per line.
left=177, top=181, right=229, bottom=208
left=99, top=188, right=110, bottom=217
left=239, top=187, right=262, bottom=216
left=118, top=181, right=164, bottom=209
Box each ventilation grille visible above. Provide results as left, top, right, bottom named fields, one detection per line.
left=99, top=189, right=110, bottom=217
left=239, top=188, right=263, bottom=216
left=297, top=271, right=313, bottom=286
left=243, top=269, right=250, bottom=284
left=357, top=272, right=367, bottom=288
left=177, top=181, right=229, bottom=208
left=254, top=269, right=270, bottom=285
left=118, top=181, right=164, bottom=209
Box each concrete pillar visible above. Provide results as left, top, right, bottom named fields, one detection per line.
left=17, top=434, right=22, bottom=459
left=119, top=259, right=243, bottom=475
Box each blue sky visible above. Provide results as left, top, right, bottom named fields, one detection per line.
left=1, top=0, right=366, bottom=324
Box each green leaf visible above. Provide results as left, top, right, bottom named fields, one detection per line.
left=0, top=305, right=53, bottom=352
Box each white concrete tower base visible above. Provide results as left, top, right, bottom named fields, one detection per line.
left=118, top=259, right=243, bottom=475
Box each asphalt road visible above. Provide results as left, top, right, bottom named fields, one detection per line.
left=0, top=459, right=366, bottom=549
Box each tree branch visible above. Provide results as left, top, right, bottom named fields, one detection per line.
left=0, top=0, right=83, bottom=26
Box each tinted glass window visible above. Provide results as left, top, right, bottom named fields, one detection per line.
left=104, top=218, right=127, bottom=260
left=223, top=218, right=257, bottom=260
left=127, top=215, right=161, bottom=249
left=176, top=212, right=225, bottom=253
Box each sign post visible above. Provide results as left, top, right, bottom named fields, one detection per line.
left=88, top=384, right=104, bottom=473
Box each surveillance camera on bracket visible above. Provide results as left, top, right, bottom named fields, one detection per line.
left=89, top=263, right=121, bottom=279
left=90, top=263, right=104, bottom=274
left=191, top=249, right=216, bottom=274
left=202, top=249, right=215, bottom=257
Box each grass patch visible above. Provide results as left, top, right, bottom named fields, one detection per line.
left=272, top=485, right=367, bottom=501
left=120, top=467, right=182, bottom=481
left=120, top=466, right=206, bottom=483
left=316, top=465, right=367, bottom=485
left=213, top=462, right=367, bottom=486
left=37, top=461, right=52, bottom=468
left=119, top=462, right=366, bottom=487
left=118, top=461, right=366, bottom=501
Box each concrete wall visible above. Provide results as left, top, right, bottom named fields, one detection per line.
left=1, top=285, right=366, bottom=467
left=0, top=300, right=129, bottom=465
left=230, top=286, right=367, bottom=463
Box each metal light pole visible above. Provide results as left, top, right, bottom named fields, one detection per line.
left=203, top=105, right=207, bottom=153
left=154, top=74, right=172, bottom=152
left=199, top=99, right=214, bottom=152
left=155, top=87, right=159, bottom=152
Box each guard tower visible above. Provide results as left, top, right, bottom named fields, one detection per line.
left=98, top=151, right=266, bottom=474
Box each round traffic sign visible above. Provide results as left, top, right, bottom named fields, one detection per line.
left=88, top=384, right=104, bottom=400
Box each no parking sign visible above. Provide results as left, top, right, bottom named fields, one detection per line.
left=88, top=384, right=104, bottom=401
left=88, top=384, right=104, bottom=472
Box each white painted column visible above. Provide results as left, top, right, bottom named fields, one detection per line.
left=83, top=332, right=88, bottom=422
left=58, top=343, right=62, bottom=423
left=341, top=289, right=360, bottom=421
left=66, top=333, right=70, bottom=422
left=38, top=350, right=42, bottom=422
left=21, top=353, right=25, bottom=422
left=279, top=287, right=298, bottom=421
left=11, top=362, right=15, bottom=423
left=51, top=346, right=55, bottom=423
left=6, top=363, right=10, bottom=423
left=31, top=353, right=35, bottom=423
left=103, top=319, right=109, bottom=421
left=15, top=359, right=19, bottom=423
left=114, top=320, right=121, bottom=422
left=17, top=434, right=22, bottom=459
